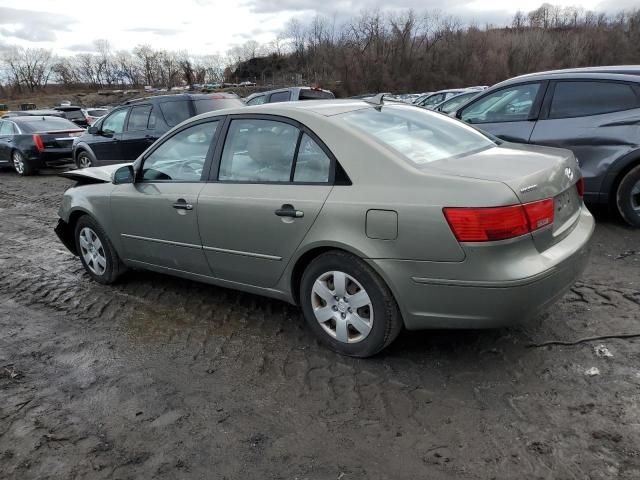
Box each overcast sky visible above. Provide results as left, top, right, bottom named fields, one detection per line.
left=0, top=0, right=634, bottom=56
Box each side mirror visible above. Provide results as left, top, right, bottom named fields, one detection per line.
left=88, top=126, right=99, bottom=134
left=112, top=165, right=134, bottom=185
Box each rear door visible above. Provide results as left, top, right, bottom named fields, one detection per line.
left=197, top=116, right=334, bottom=287
left=457, top=81, right=547, bottom=143
left=529, top=79, right=640, bottom=199
left=111, top=119, right=221, bottom=275
left=120, top=104, right=156, bottom=161
left=92, top=107, right=129, bottom=163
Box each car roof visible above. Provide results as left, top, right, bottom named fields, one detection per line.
left=245, top=86, right=331, bottom=101
left=495, top=66, right=640, bottom=87
left=11, top=115, right=74, bottom=124
left=194, top=99, right=409, bottom=120
left=123, top=92, right=240, bottom=105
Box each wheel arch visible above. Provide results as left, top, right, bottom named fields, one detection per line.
left=288, top=242, right=401, bottom=312
left=73, top=143, right=97, bottom=163
left=603, top=149, right=640, bottom=205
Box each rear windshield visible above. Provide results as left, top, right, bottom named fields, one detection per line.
left=63, top=110, right=85, bottom=120
left=299, top=89, right=334, bottom=100
left=194, top=98, right=244, bottom=114
left=340, top=105, right=496, bottom=165
left=18, top=117, right=80, bottom=133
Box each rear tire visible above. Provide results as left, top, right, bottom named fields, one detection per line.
left=300, top=250, right=403, bottom=357
left=12, top=150, right=36, bottom=176
left=76, top=150, right=93, bottom=169
left=616, top=165, right=640, bottom=228
left=74, top=215, right=125, bottom=284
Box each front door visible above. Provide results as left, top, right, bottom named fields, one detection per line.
left=458, top=81, right=546, bottom=143
left=197, top=117, right=334, bottom=287
left=121, top=104, right=158, bottom=161
left=92, top=107, right=129, bottom=163
left=111, top=119, right=221, bottom=275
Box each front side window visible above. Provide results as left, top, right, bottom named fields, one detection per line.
left=269, top=91, right=291, bottom=103
left=102, top=109, right=128, bottom=134
left=341, top=105, right=496, bottom=166
left=159, top=100, right=191, bottom=127
left=127, top=105, right=152, bottom=131
left=246, top=95, right=266, bottom=106
left=550, top=81, right=640, bottom=119
left=293, top=134, right=331, bottom=182
left=219, top=119, right=299, bottom=182
left=421, top=94, right=444, bottom=107
left=461, top=83, right=541, bottom=124
left=142, top=121, right=219, bottom=182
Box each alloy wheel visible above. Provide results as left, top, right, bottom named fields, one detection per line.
left=79, top=227, right=107, bottom=276
left=12, top=152, right=24, bottom=175
left=78, top=153, right=92, bottom=169
left=311, top=271, right=374, bottom=343
left=631, top=180, right=640, bottom=213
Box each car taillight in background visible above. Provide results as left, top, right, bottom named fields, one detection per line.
left=443, top=198, right=555, bottom=242
left=33, top=134, right=44, bottom=152
left=576, top=177, right=584, bottom=197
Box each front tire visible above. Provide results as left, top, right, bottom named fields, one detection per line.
left=76, top=150, right=93, bottom=169
left=300, top=250, right=403, bottom=357
left=616, top=165, right=640, bottom=228
left=12, top=150, right=36, bottom=176
left=74, top=215, right=125, bottom=284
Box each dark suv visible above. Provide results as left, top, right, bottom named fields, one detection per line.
left=72, top=93, right=243, bottom=168
left=451, top=66, right=640, bottom=226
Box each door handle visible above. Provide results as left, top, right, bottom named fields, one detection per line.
left=173, top=199, right=193, bottom=210
left=275, top=204, right=303, bottom=218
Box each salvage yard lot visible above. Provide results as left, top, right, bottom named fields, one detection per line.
left=1, top=171, right=639, bottom=479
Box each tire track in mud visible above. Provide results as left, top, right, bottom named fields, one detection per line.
left=2, top=175, right=640, bottom=479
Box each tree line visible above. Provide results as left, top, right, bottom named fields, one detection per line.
left=1, top=3, right=639, bottom=98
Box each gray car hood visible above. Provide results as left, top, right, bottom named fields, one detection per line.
left=60, top=163, right=131, bottom=183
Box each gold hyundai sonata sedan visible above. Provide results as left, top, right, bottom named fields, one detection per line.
left=55, top=98, right=594, bottom=357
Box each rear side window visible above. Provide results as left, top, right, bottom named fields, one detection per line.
left=193, top=98, right=243, bottom=114
left=127, top=105, right=152, bottom=131
left=160, top=100, right=191, bottom=126
left=218, top=119, right=299, bottom=182
left=269, top=91, right=290, bottom=103
left=549, top=81, right=640, bottom=119
left=293, top=134, right=331, bottom=182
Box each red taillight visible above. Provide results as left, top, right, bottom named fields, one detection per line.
left=576, top=177, right=584, bottom=197
left=33, top=134, right=44, bottom=152
left=523, top=198, right=554, bottom=230
left=444, top=198, right=554, bottom=242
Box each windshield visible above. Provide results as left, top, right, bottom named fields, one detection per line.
left=340, top=105, right=496, bottom=165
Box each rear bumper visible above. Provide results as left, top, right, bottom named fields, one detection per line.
left=28, top=149, right=74, bottom=167
left=369, top=205, right=595, bottom=329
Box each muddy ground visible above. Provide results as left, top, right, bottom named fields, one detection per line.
left=0, top=170, right=639, bottom=480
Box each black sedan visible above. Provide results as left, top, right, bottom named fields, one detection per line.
left=0, top=116, right=84, bottom=176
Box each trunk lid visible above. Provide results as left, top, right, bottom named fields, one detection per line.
left=428, top=143, right=583, bottom=250
left=38, top=129, right=84, bottom=149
